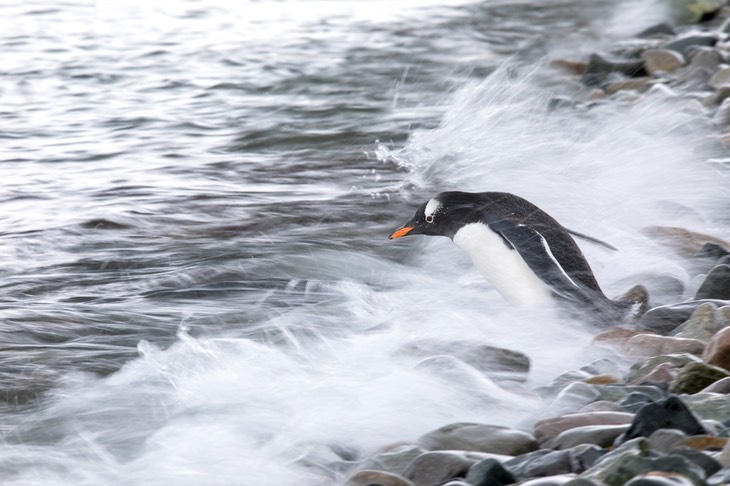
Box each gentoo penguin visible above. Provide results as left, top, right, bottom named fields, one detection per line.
left=389, top=191, right=636, bottom=324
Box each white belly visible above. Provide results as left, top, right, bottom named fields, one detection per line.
left=453, top=223, right=553, bottom=308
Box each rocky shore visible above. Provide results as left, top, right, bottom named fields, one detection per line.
left=335, top=3, right=730, bottom=486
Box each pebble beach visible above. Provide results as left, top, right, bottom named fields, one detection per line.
left=342, top=2, right=730, bottom=486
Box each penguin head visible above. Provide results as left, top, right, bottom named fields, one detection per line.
left=389, top=194, right=472, bottom=240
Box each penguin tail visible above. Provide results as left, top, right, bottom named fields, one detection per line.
left=594, top=284, right=649, bottom=327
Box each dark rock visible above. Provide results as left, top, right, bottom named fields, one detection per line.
left=403, top=451, right=480, bottom=486
left=663, top=33, right=718, bottom=56
left=695, top=265, right=730, bottom=300
left=416, top=422, right=538, bottom=456
left=621, top=396, right=706, bottom=443
left=590, top=54, right=647, bottom=76
left=670, top=361, right=730, bottom=394
left=344, top=469, right=415, bottom=486
left=695, top=242, right=730, bottom=260
left=637, top=301, right=727, bottom=335
left=672, top=447, right=722, bottom=477
left=465, top=458, right=516, bottom=486
left=637, top=23, right=677, bottom=38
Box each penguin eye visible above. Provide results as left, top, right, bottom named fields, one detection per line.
left=425, top=215, right=434, bottom=223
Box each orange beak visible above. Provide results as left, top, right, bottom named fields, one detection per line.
left=388, top=226, right=413, bottom=239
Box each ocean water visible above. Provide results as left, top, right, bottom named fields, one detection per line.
left=0, top=0, right=728, bottom=484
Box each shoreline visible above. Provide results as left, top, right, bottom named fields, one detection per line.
left=341, top=3, right=730, bottom=486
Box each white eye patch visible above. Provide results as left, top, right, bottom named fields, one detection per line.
left=424, top=198, right=441, bottom=222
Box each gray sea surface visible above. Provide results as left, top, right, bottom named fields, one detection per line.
left=0, top=1, right=727, bottom=484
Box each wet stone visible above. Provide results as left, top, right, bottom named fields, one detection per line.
left=344, top=469, right=415, bottom=486
left=586, top=53, right=646, bottom=77
left=605, top=77, right=653, bottom=95
left=710, top=68, right=730, bottom=91
left=562, top=479, right=605, bottom=486
left=670, top=0, right=725, bottom=24
left=403, top=451, right=481, bottom=486
left=541, top=382, right=601, bottom=417
left=663, top=33, right=718, bottom=56
left=372, top=444, right=426, bottom=476
left=682, top=394, right=730, bottom=423
left=714, top=97, right=730, bottom=126
left=700, top=376, right=730, bottom=393
left=696, top=242, right=730, bottom=260
left=687, top=47, right=724, bottom=71
left=416, top=422, right=538, bottom=456
left=400, top=339, right=530, bottom=382
left=621, top=396, right=706, bottom=443
left=619, top=392, right=656, bottom=413
left=628, top=354, right=702, bottom=383
left=702, top=323, right=730, bottom=373
left=579, top=401, right=622, bottom=413
left=626, top=334, right=705, bottom=358
left=632, top=362, right=678, bottom=385
left=718, top=438, right=730, bottom=467
left=695, top=265, right=730, bottom=300
left=507, top=449, right=583, bottom=479
left=519, top=474, right=579, bottom=486
left=648, top=428, right=689, bottom=454
left=638, top=304, right=698, bottom=334
left=623, top=472, right=696, bottom=486
left=708, top=468, right=730, bottom=486
left=637, top=22, right=676, bottom=38
left=584, top=453, right=706, bottom=486
left=534, top=412, right=634, bottom=444
left=594, top=384, right=665, bottom=403
left=548, top=360, right=626, bottom=388
left=641, top=49, right=686, bottom=74
left=673, top=303, right=721, bottom=343
left=672, top=447, right=722, bottom=478
left=544, top=424, right=631, bottom=450
left=670, top=361, right=730, bottom=394
left=465, top=458, right=516, bottom=486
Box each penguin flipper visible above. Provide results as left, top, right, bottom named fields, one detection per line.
left=489, top=222, right=595, bottom=304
